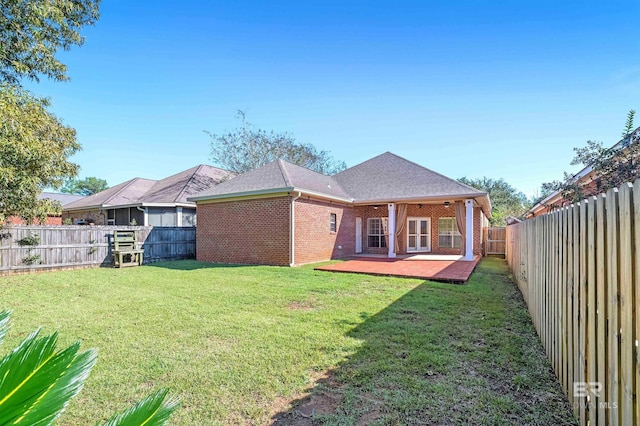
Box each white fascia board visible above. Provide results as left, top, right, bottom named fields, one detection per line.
left=291, top=188, right=354, bottom=204
left=352, top=193, right=488, bottom=205
left=139, top=202, right=195, bottom=208
left=188, top=187, right=295, bottom=202
left=189, top=187, right=354, bottom=204
left=65, top=202, right=195, bottom=212
left=62, top=205, right=101, bottom=212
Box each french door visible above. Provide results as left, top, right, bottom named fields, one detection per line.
left=407, top=218, right=431, bottom=252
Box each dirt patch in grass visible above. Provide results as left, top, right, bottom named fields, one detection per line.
left=271, top=376, right=344, bottom=425
left=287, top=300, right=316, bottom=311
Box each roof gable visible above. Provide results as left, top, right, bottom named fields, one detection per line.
left=333, top=152, right=485, bottom=202
left=189, top=160, right=352, bottom=201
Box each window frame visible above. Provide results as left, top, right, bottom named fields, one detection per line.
left=367, top=217, right=387, bottom=248
left=438, top=217, right=462, bottom=249
left=329, top=213, right=337, bottom=232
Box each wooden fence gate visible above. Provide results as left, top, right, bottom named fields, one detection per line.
left=484, top=227, right=506, bottom=256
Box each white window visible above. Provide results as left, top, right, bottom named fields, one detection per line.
left=367, top=218, right=387, bottom=248
left=330, top=213, right=337, bottom=232
left=438, top=218, right=462, bottom=249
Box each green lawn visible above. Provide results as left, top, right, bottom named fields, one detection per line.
left=0, top=259, right=575, bottom=425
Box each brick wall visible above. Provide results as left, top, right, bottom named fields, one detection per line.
left=293, top=197, right=356, bottom=265
left=62, top=209, right=106, bottom=225
left=196, top=197, right=291, bottom=266
left=357, top=203, right=484, bottom=256
left=6, top=216, right=62, bottom=226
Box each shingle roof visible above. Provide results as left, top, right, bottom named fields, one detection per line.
left=333, top=152, right=486, bottom=202
left=37, top=192, right=85, bottom=206
left=63, top=165, right=233, bottom=211
left=143, top=165, right=234, bottom=203
left=188, top=152, right=491, bottom=216
left=189, top=159, right=352, bottom=201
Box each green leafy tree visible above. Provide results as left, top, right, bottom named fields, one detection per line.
left=208, top=111, right=347, bottom=175
left=0, top=309, right=179, bottom=425
left=0, top=84, right=80, bottom=224
left=0, top=0, right=101, bottom=225
left=540, top=110, right=639, bottom=206
left=458, top=177, right=531, bottom=226
left=0, top=0, right=101, bottom=84
left=61, top=176, right=109, bottom=195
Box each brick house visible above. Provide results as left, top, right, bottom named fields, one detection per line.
left=63, top=165, right=234, bottom=226
left=526, top=126, right=640, bottom=218
left=189, top=152, right=491, bottom=266
left=6, top=192, right=85, bottom=225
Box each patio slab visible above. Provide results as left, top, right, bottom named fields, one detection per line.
left=315, top=255, right=481, bottom=283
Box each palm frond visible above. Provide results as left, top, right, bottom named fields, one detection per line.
left=0, top=310, right=10, bottom=344
left=100, top=388, right=180, bottom=426
left=0, top=327, right=97, bottom=426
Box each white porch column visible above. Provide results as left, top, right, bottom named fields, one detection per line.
left=465, top=199, right=474, bottom=261
left=388, top=203, right=396, bottom=258
left=176, top=207, right=183, bottom=227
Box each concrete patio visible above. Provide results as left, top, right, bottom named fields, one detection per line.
left=315, top=254, right=482, bottom=283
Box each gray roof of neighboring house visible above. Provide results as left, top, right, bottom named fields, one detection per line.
left=189, top=159, right=352, bottom=201
left=143, top=165, right=234, bottom=203
left=63, top=165, right=233, bottom=211
left=188, top=152, right=491, bottom=215
left=38, top=192, right=85, bottom=206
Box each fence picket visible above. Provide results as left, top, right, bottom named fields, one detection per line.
left=617, top=183, right=634, bottom=425
left=586, top=197, right=597, bottom=426
left=606, top=188, right=620, bottom=425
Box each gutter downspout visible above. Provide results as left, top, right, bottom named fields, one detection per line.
left=290, top=192, right=301, bottom=267
left=136, top=206, right=148, bottom=226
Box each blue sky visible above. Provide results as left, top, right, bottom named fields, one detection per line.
left=29, top=1, right=640, bottom=198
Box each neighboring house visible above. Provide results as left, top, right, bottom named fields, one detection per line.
left=505, top=215, right=522, bottom=226
left=62, top=165, right=234, bottom=226
left=189, top=152, right=492, bottom=266
left=527, top=126, right=640, bottom=218
left=6, top=192, right=85, bottom=225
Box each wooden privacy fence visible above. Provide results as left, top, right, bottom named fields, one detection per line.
left=484, top=227, right=506, bottom=256
left=506, top=181, right=640, bottom=426
left=0, top=225, right=196, bottom=274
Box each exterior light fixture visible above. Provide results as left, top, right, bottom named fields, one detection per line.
left=444, top=201, right=450, bottom=208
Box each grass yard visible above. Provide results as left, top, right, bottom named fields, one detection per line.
left=0, top=258, right=575, bottom=425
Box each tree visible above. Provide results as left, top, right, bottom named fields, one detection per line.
left=458, top=177, right=531, bottom=226
left=0, top=309, right=179, bottom=425
left=0, top=84, right=80, bottom=224
left=540, top=110, right=639, bottom=206
left=61, top=176, right=109, bottom=195
left=0, top=0, right=101, bottom=84
left=0, top=1, right=101, bottom=224
left=208, top=111, right=347, bottom=175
